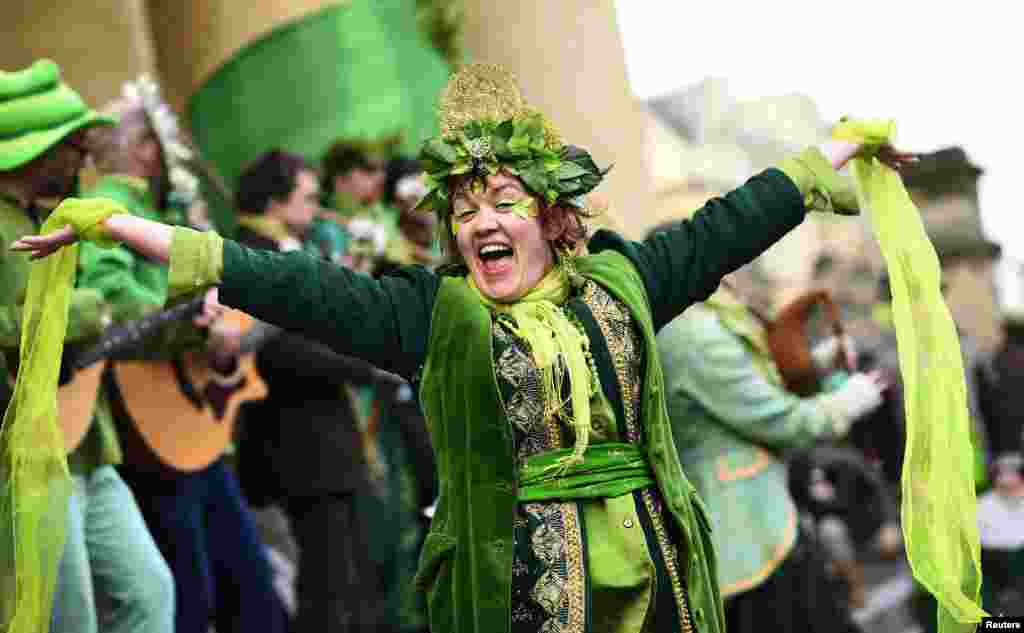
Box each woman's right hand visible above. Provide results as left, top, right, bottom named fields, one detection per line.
left=10, top=224, right=79, bottom=260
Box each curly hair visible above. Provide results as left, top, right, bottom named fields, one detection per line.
left=236, top=149, right=311, bottom=214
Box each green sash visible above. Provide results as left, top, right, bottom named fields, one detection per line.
left=518, top=442, right=655, bottom=503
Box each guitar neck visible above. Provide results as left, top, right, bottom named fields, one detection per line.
left=237, top=320, right=281, bottom=356
left=73, top=296, right=206, bottom=370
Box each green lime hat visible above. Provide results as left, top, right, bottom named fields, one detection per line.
left=0, top=59, right=117, bottom=171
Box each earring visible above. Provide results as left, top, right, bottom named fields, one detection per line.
left=559, top=242, right=585, bottom=290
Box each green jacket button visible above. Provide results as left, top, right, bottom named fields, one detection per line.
left=695, top=607, right=704, bottom=622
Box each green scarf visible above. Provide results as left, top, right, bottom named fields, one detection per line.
left=0, top=197, right=120, bottom=633
left=467, top=265, right=594, bottom=467
left=236, top=214, right=292, bottom=244
left=833, top=120, right=987, bottom=631
left=705, top=288, right=783, bottom=386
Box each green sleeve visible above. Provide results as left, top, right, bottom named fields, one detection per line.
left=65, top=288, right=111, bottom=342
left=778, top=146, right=860, bottom=215
left=168, top=228, right=440, bottom=380
left=77, top=241, right=164, bottom=322
left=658, top=307, right=840, bottom=449
left=0, top=236, right=110, bottom=348
left=0, top=285, right=110, bottom=348
left=0, top=224, right=19, bottom=347
left=76, top=241, right=200, bottom=359
left=0, top=305, right=16, bottom=349
left=590, top=167, right=807, bottom=332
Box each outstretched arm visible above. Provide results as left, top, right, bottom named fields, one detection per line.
left=12, top=211, right=440, bottom=380
left=591, top=140, right=915, bottom=332
left=11, top=212, right=174, bottom=264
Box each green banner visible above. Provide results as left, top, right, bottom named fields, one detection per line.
left=188, top=0, right=451, bottom=234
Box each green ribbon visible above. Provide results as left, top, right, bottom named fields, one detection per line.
left=0, top=197, right=121, bottom=633
left=834, top=119, right=987, bottom=632
left=518, top=442, right=655, bottom=503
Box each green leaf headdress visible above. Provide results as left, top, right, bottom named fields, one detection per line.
left=415, top=64, right=609, bottom=227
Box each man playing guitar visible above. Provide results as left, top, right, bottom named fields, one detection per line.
left=76, top=77, right=287, bottom=633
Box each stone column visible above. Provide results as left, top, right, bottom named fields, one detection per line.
left=145, top=0, right=337, bottom=112
left=1, top=0, right=158, bottom=108
left=460, top=0, right=652, bottom=238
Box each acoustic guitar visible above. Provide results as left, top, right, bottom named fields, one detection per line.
left=107, top=309, right=277, bottom=476
left=4, top=296, right=208, bottom=453
left=4, top=359, right=106, bottom=454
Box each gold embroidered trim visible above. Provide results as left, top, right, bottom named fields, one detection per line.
left=640, top=489, right=693, bottom=633
left=496, top=320, right=586, bottom=632
left=582, top=282, right=642, bottom=441
left=582, top=283, right=693, bottom=633
left=563, top=503, right=586, bottom=632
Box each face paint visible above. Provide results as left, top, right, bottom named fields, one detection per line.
left=502, top=197, right=537, bottom=219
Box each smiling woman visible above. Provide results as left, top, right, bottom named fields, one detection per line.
left=12, top=63, right=917, bottom=633
left=450, top=173, right=555, bottom=302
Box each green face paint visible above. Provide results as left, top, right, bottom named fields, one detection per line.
left=450, top=194, right=536, bottom=236
left=499, top=197, right=538, bottom=219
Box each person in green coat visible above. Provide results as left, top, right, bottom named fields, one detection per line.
left=16, top=64, right=917, bottom=633
left=0, top=59, right=176, bottom=633
left=655, top=278, right=887, bottom=633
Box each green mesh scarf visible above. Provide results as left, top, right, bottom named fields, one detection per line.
left=834, top=119, right=987, bottom=631
left=0, top=198, right=121, bottom=633
left=467, top=264, right=594, bottom=467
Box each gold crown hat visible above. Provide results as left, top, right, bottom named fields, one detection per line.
left=106, top=75, right=200, bottom=205
left=417, top=63, right=608, bottom=217
left=438, top=63, right=562, bottom=149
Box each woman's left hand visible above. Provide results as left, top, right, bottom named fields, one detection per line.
left=10, top=224, right=78, bottom=260
left=192, top=287, right=226, bottom=329
left=824, top=140, right=919, bottom=172
left=874, top=144, right=919, bottom=171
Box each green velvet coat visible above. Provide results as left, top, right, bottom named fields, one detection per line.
left=416, top=251, right=726, bottom=633
left=180, top=164, right=824, bottom=632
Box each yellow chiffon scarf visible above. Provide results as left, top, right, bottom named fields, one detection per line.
left=467, top=265, right=594, bottom=467
left=0, top=198, right=121, bottom=633
left=834, top=119, right=987, bottom=632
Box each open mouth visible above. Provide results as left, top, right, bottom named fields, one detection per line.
left=478, top=243, right=515, bottom=274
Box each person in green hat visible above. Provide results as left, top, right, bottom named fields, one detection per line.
left=0, top=60, right=175, bottom=633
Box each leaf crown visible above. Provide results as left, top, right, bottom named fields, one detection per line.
left=415, top=64, right=609, bottom=216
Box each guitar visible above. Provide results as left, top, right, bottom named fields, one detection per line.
left=4, top=359, right=106, bottom=454
left=4, top=296, right=207, bottom=453
left=107, top=309, right=279, bottom=476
